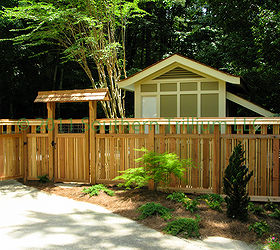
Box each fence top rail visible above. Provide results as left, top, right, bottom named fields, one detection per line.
left=94, top=117, right=280, bottom=126
left=1, top=117, right=280, bottom=126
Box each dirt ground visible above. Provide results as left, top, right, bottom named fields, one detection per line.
left=24, top=181, right=280, bottom=244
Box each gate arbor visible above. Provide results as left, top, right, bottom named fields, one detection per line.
left=34, top=88, right=110, bottom=183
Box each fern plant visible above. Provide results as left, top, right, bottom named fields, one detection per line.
left=137, top=202, right=173, bottom=220
left=38, top=174, right=50, bottom=183
left=82, top=184, right=115, bottom=197
left=164, top=215, right=200, bottom=238
left=114, top=148, right=193, bottom=190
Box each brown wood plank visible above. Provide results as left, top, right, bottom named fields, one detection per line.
left=260, top=125, right=267, bottom=195
left=273, top=125, right=280, bottom=196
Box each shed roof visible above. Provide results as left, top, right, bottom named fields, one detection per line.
left=118, top=54, right=241, bottom=91
left=34, top=88, right=110, bottom=103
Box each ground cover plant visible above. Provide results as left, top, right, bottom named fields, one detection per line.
left=249, top=221, right=270, bottom=237
left=164, top=216, right=200, bottom=238
left=82, top=184, right=115, bottom=197
left=114, top=148, right=193, bottom=190
left=166, top=192, right=198, bottom=213
left=199, top=194, right=224, bottom=212
left=223, top=142, right=253, bottom=221
left=137, top=202, right=172, bottom=220
left=269, top=209, right=280, bottom=220
left=38, top=174, right=50, bottom=183
left=248, top=202, right=265, bottom=216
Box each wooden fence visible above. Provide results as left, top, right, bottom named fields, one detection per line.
left=0, top=117, right=280, bottom=201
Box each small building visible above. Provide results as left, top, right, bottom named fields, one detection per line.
left=118, top=54, right=273, bottom=118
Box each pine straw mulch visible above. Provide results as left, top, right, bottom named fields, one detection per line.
left=24, top=181, right=280, bottom=245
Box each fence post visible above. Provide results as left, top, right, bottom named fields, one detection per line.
left=89, top=101, right=97, bottom=185
left=273, top=125, right=279, bottom=196
left=22, top=129, right=28, bottom=183
left=47, top=102, right=55, bottom=181
left=213, top=125, right=221, bottom=193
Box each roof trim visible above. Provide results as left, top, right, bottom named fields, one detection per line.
left=226, top=92, right=274, bottom=117
left=34, top=88, right=110, bottom=103
left=118, top=54, right=241, bottom=90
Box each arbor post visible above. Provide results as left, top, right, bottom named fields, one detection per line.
left=47, top=102, right=55, bottom=181
left=89, top=101, right=97, bottom=184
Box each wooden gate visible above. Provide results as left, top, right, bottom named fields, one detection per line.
left=54, top=122, right=89, bottom=183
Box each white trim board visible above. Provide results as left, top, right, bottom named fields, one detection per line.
left=226, top=92, right=274, bottom=117
left=118, top=54, right=241, bottom=90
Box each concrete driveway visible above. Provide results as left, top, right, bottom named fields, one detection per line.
left=0, top=180, right=254, bottom=250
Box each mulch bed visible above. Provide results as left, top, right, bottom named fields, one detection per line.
left=24, top=181, right=280, bottom=244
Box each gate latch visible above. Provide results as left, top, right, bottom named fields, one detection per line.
left=51, top=140, right=56, bottom=149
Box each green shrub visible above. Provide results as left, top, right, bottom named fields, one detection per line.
left=184, top=198, right=198, bottom=213
left=269, top=209, right=280, bottom=220
left=248, top=202, right=265, bottom=216
left=166, top=192, right=186, bottom=203
left=82, top=184, right=115, bottom=197
left=164, top=216, right=200, bottom=238
left=249, top=221, right=270, bottom=237
left=264, top=201, right=278, bottom=211
left=264, top=235, right=280, bottom=250
left=38, top=174, right=50, bottom=183
left=114, top=148, right=193, bottom=190
left=137, top=202, right=173, bottom=220
left=223, top=142, right=253, bottom=221
left=199, top=194, right=224, bottom=212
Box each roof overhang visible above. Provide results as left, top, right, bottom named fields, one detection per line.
left=34, top=88, right=110, bottom=103
left=118, top=54, right=241, bottom=91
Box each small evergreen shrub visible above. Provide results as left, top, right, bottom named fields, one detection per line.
left=264, top=201, right=278, bottom=212
left=184, top=198, right=198, bottom=213
left=38, top=174, right=50, bottom=183
left=248, top=202, right=265, bottom=216
left=114, top=148, right=193, bottom=190
left=264, top=235, right=280, bottom=250
left=249, top=221, right=270, bottom=237
left=199, top=194, right=224, bottom=212
left=269, top=209, right=280, bottom=220
left=166, top=192, right=186, bottom=203
left=82, top=184, right=115, bottom=197
left=138, top=202, right=173, bottom=220
left=223, top=142, right=253, bottom=221
left=164, top=216, right=200, bottom=238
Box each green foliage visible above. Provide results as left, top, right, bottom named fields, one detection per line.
left=164, top=216, right=200, bottom=238
left=114, top=148, right=193, bottom=189
left=184, top=198, right=198, bottom=213
left=82, top=184, right=115, bottom=197
left=113, top=167, right=150, bottom=189
left=38, top=174, right=50, bottom=183
left=166, top=192, right=198, bottom=213
left=249, top=221, right=270, bottom=237
left=223, top=142, right=253, bottom=221
left=137, top=202, right=173, bottom=220
left=248, top=202, right=265, bottom=216
left=264, top=201, right=278, bottom=211
left=264, top=235, right=280, bottom=250
left=199, top=194, right=224, bottom=212
left=166, top=192, right=186, bottom=203
left=269, top=209, right=280, bottom=220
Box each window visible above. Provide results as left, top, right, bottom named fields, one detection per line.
left=201, top=82, right=219, bottom=90
left=141, top=84, right=157, bottom=92
left=142, top=96, right=157, bottom=118
left=160, top=83, right=177, bottom=92
left=180, top=94, right=197, bottom=117
left=201, top=94, right=219, bottom=116
left=160, top=95, right=177, bottom=117
left=180, top=82, right=197, bottom=91
left=140, top=81, right=221, bottom=118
